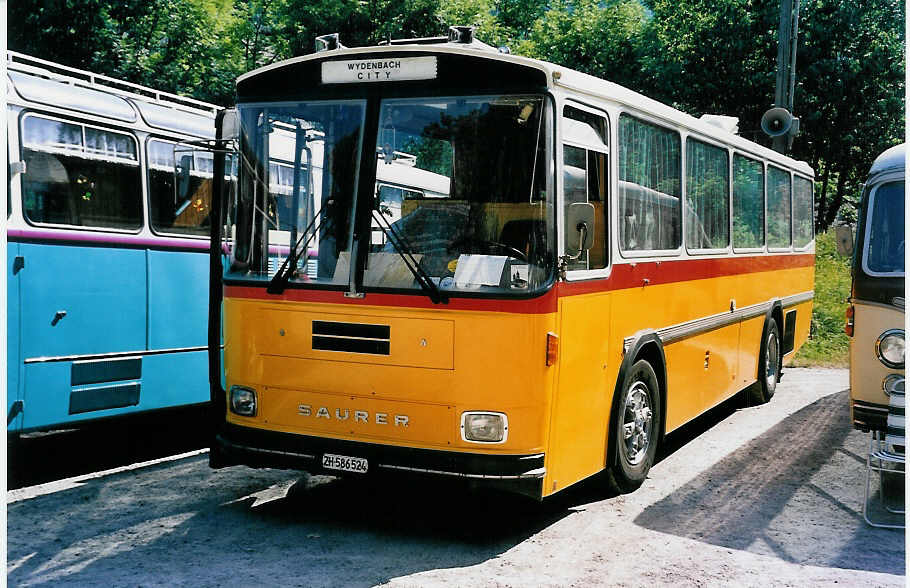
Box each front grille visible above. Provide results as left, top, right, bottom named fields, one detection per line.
left=312, top=320, right=391, bottom=355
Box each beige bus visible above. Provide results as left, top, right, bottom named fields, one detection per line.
left=847, top=143, right=905, bottom=432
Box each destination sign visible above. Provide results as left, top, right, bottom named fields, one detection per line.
left=321, top=57, right=438, bottom=84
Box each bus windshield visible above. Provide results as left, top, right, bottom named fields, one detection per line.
left=864, top=180, right=905, bottom=275
left=228, top=94, right=554, bottom=296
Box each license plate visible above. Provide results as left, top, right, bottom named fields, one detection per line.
left=322, top=453, right=368, bottom=474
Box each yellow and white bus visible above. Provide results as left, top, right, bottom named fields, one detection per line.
left=206, top=29, right=815, bottom=498
left=847, top=143, right=905, bottom=432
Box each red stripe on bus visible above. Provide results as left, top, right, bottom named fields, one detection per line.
left=558, top=253, right=815, bottom=297
left=222, top=285, right=560, bottom=314
left=223, top=253, right=813, bottom=313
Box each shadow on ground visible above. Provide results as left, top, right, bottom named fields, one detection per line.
left=8, top=405, right=211, bottom=490
left=634, top=389, right=905, bottom=576
left=7, top=455, right=592, bottom=587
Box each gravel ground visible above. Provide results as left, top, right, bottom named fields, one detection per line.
left=6, top=368, right=905, bottom=587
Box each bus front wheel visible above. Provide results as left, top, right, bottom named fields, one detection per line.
left=750, top=319, right=781, bottom=404
left=609, top=359, right=661, bottom=493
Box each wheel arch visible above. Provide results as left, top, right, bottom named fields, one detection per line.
left=758, top=300, right=784, bottom=381
left=614, top=330, right=668, bottom=446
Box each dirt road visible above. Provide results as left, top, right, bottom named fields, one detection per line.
left=7, top=368, right=905, bottom=586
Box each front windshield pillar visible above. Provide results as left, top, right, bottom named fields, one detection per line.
left=346, top=97, right=382, bottom=299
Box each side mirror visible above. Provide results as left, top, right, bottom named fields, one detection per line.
left=176, top=153, right=194, bottom=203
left=219, top=108, right=240, bottom=142
left=566, top=202, right=595, bottom=257
left=835, top=225, right=854, bottom=257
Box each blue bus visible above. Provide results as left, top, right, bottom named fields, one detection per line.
left=6, top=52, right=220, bottom=435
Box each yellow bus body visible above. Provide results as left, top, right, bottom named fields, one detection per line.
left=223, top=257, right=812, bottom=497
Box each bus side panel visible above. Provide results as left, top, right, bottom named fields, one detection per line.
left=141, top=350, right=209, bottom=409
left=8, top=241, right=23, bottom=432
left=19, top=243, right=147, bottom=430
left=147, top=249, right=209, bottom=349
left=547, top=292, right=613, bottom=495
left=737, top=315, right=764, bottom=390
left=663, top=322, right=741, bottom=433
left=786, top=300, right=813, bottom=358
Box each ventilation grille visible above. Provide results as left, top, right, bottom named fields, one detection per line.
left=312, top=321, right=391, bottom=355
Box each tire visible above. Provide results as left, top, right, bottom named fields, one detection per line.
left=609, top=359, right=661, bottom=493
left=750, top=319, right=781, bottom=404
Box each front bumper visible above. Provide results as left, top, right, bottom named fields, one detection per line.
left=852, top=400, right=889, bottom=432
left=212, top=423, right=546, bottom=499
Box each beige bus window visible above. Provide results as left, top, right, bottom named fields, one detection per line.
left=686, top=138, right=729, bottom=250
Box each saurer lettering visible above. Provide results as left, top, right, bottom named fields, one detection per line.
left=298, top=404, right=409, bottom=427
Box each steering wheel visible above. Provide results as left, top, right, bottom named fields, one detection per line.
left=447, top=238, right=528, bottom=262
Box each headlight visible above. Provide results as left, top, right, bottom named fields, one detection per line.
left=883, top=374, right=905, bottom=396
left=230, top=385, right=257, bottom=416
left=875, top=330, right=905, bottom=369
left=461, top=412, right=508, bottom=443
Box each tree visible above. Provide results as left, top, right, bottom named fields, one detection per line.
left=637, top=0, right=904, bottom=231
left=518, top=0, right=648, bottom=87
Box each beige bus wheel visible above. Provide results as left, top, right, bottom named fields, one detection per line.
left=750, top=319, right=781, bottom=404
left=609, top=359, right=661, bottom=493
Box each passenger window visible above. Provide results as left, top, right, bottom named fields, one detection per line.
left=767, top=166, right=791, bottom=248
left=21, top=116, right=141, bottom=230
left=148, top=139, right=212, bottom=236
left=792, top=176, right=814, bottom=249
left=686, top=138, right=729, bottom=250
left=562, top=105, right=608, bottom=271
left=618, top=114, right=681, bottom=252
left=732, top=154, right=764, bottom=249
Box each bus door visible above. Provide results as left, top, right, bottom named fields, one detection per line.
left=549, top=103, right=613, bottom=492
left=17, top=114, right=148, bottom=430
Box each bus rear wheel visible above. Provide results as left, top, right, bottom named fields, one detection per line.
left=750, top=319, right=781, bottom=404
left=609, top=359, right=661, bottom=493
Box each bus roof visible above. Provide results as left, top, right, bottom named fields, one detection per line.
left=237, top=39, right=813, bottom=177
left=869, top=143, right=905, bottom=178
left=7, top=51, right=219, bottom=138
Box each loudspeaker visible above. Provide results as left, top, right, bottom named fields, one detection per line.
left=761, top=107, right=795, bottom=137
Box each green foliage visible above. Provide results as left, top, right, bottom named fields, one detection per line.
left=517, top=0, right=648, bottom=86
left=791, top=231, right=852, bottom=367
left=401, top=137, right=454, bottom=178
left=8, top=0, right=904, bottom=235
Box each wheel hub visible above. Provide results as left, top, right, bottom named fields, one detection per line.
left=622, top=382, right=653, bottom=466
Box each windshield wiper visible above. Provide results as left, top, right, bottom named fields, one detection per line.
left=267, top=211, right=322, bottom=295
left=371, top=208, right=448, bottom=304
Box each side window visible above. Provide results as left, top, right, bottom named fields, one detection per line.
left=732, top=154, right=764, bottom=249
left=792, top=176, right=814, bottom=249
left=562, top=105, right=608, bottom=271
left=148, top=139, right=212, bottom=236
left=618, top=114, right=681, bottom=252
left=686, top=138, right=729, bottom=250
left=767, top=166, right=792, bottom=248
left=21, top=115, right=141, bottom=230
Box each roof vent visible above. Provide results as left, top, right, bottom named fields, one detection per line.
left=448, top=26, right=475, bottom=44
left=315, top=33, right=345, bottom=52
left=699, top=114, right=739, bottom=135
